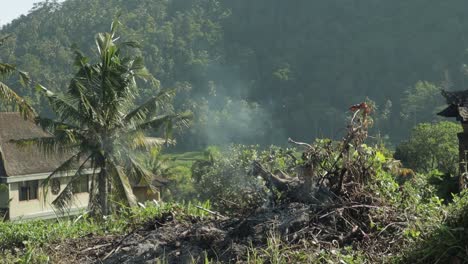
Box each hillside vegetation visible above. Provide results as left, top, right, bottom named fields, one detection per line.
left=3, top=0, right=468, bottom=147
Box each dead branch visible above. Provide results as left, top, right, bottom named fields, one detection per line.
left=288, top=138, right=312, bottom=149
left=81, top=243, right=112, bottom=253
left=195, top=205, right=226, bottom=219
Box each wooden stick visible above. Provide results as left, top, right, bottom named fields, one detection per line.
left=288, top=138, right=312, bottom=149
left=195, top=205, right=225, bottom=218
left=81, top=243, right=112, bottom=253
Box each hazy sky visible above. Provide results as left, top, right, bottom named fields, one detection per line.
left=0, top=0, right=64, bottom=26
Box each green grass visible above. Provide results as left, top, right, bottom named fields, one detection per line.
left=0, top=200, right=212, bottom=263
left=246, top=232, right=369, bottom=264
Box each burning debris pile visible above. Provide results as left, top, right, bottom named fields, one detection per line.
left=49, top=105, right=409, bottom=263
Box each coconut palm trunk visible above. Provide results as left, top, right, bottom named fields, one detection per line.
left=98, top=167, right=110, bottom=215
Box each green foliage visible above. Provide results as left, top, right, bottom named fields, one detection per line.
left=3, top=2, right=468, bottom=261
left=0, top=201, right=211, bottom=261
left=247, top=233, right=369, bottom=264
left=0, top=35, right=35, bottom=119
left=0, top=0, right=226, bottom=113
left=0, top=144, right=465, bottom=263
left=426, top=170, right=460, bottom=202
left=401, top=81, right=445, bottom=124
left=145, top=149, right=206, bottom=202
left=0, top=212, right=121, bottom=251
left=5, top=0, right=468, bottom=147
left=21, top=21, right=191, bottom=215
left=395, top=121, right=462, bottom=174
left=401, top=191, right=468, bottom=263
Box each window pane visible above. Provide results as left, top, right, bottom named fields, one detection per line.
left=19, top=186, right=28, bottom=201
left=73, top=176, right=89, bottom=193
left=29, top=181, right=38, bottom=200
left=81, top=176, right=88, bottom=192
left=19, top=181, right=39, bottom=201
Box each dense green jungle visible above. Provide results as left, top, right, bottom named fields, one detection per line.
left=0, top=0, right=468, bottom=263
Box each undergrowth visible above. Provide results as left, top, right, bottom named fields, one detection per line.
left=2, top=144, right=468, bottom=263
left=400, top=190, right=468, bottom=263
left=0, top=201, right=212, bottom=263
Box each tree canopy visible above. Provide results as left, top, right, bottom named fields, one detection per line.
left=2, top=0, right=468, bottom=147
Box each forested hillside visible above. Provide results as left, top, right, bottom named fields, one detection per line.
left=2, top=0, right=468, bottom=147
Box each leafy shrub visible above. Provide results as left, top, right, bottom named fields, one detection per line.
left=401, top=191, right=468, bottom=263
left=192, top=144, right=298, bottom=213
left=395, top=121, right=462, bottom=174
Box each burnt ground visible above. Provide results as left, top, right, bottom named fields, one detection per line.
left=46, top=200, right=403, bottom=264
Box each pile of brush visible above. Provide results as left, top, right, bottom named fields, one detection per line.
left=50, top=104, right=410, bottom=263
left=248, top=103, right=408, bottom=260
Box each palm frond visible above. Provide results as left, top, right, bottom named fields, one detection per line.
left=0, top=81, right=36, bottom=119
left=128, top=158, right=167, bottom=190
left=124, top=89, right=176, bottom=123
left=10, top=136, right=77, bottom=155
left=72, top=49, right=89, bottom=68
left=110, top=17, right=121, bottom=36
left=0, top=63, right=31, bottom=85
left=136, top=112, right=192, bottom=132
left=0, top=35, right=12, bottom=48
left=52, top=154, right=93, bottom=212
left=69, top=77, right=103, bottom=122
left=36, top=84, right=95, bottom=125
left=41, top=152, right=84, bottom=200
left=0, top=63, right=16, bottom=76
left=17, top=70, right=30, bottom=86
left=130, top=131, right=175, bottom=150
left=127, top=56, right=154, bottom=82
left=108, top=160, right=137, bottom=207
left=120, top=41, right=141, bottom=49
left=35, top=117, right=79, bottom=132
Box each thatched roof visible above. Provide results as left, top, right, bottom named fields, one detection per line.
left=441, top=90, right=468, bottom=105
left=438, top=90, right=468, bottom=122
left=0, top=112, right=68, bottom=176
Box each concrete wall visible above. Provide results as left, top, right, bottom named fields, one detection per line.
left=8, top=177, right=89, bottom=220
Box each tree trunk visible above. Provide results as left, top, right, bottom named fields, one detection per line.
left=458, top=133, right=468, bottom=191
left=98, top=168, right=110, bottom=216
left=253, top=161, right=314, bottom=203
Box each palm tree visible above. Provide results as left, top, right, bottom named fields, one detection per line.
left=0, top=35, right=36, bottom=119
left=16, top=21, right=191, bottom=215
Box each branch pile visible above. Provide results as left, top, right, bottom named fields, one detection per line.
left=48, top=105, right=410, bottom=263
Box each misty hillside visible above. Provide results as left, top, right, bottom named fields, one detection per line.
left=2, top=0, right=468, bottom=147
